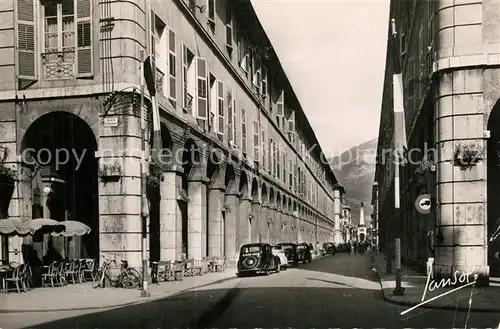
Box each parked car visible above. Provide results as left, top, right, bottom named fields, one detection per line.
left=296, top=243, right=312, bottom=263
left=322, top=242, right=336, bottom=255
left=277, top=242, right=298, bottom=265
left=237, top=243, right=281, bottom=277
left=271, top=245, right=289, bottom=270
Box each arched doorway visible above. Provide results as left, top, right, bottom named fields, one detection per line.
left=488, top=103, right=500, bottom=276
left=21, top=111, right=98, bottom=259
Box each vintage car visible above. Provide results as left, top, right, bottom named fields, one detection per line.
left=271, top=245, right=289, bottom=270
left=322, top=242, right=336, bottom=255
left=237, top=243, right=281, bottom=276
left=277, top=242, right=298, bottom=265
left=296, top=243, right=312, bottom=264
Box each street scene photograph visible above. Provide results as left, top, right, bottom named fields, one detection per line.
left=0, top=0, right=500, bottom=328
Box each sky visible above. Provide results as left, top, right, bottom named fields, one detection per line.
left=250, top=0, right=390, bottom=157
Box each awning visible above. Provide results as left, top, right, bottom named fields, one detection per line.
left=50, top=220, right=91, bottom=237
left=0, top=218, right=32, bottom=236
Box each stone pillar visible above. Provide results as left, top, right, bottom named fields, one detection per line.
left=238, top=197, right=251, bottom=246
left=269, top=205, right=276, bottom=244
left=435, top=68, right=488, bottom=284
left=224, top=193, right=239, bottom=262
left=333, top=188, right=342, bottom=244
left=187, top=178, right=207, bottom=260
left=160, top=170, right=183, bottom=261
left=208, top=185, right=224, bottom=257
left=251, top=200, right=261, bottom=243
left=260, top=203, right=268, bottom=243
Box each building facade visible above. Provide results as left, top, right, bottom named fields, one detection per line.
left=0, top=0, right=342, bottom=267
left=374, top=0, right=500, bottom=282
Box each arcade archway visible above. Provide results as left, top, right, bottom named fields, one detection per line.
left=21, top=111, right=98, bottom=259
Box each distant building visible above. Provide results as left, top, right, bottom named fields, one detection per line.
left=374, top=0, right=496, bottom=282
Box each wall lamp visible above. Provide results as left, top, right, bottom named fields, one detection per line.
left=189, top=2, right=206, bottom=13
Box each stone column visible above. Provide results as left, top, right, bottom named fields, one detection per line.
left=98, top=111, right=144, bottom=268
left=224, top=193, right=239, bottom=262
left=187, top=178, right=207, bottom=260
left=160, top=170, right=183, bottom=261
left=269, top=205, right=276, bottom=244
left=260, top=203, right=268, bottom=243
left=434, top=68, right=488, bottom=284
left=333, top=188, right=342, bottom=244
left=208, top=184, right=224, bottom=257
left=238, top=197, right=252, bottom=246
left=251, top=200, right=261, bottom=243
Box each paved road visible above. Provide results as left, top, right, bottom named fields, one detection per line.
left=3, top=254, right=499, bottom=328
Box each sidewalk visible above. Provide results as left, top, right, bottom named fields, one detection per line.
left=0, top=270, right=237, bottom=313
left=371, top=252, right=500, bottom=313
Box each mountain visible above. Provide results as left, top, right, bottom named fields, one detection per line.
left=329, top=138, right=377, bottom=226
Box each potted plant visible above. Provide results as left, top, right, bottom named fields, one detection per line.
left=453, top=143, right=484, bottom=170
left=99, top=162, right=122, bottom=182
left=415, top=159, right=436, bottom=175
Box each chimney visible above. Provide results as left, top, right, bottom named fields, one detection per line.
left=359, top=202, right=365, bottom=226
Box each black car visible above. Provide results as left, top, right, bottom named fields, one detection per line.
left=322, top=242, right=336, bottom=255
left=237, top=243, right=281, bottom=277
left=297, top=243, right=312, bottom=263
left=277, top=242, right=298, bottom=265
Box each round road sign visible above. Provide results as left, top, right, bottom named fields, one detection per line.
left=415, top=194, right=432, bottom=215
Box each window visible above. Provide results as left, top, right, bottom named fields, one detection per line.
left=241, top=108, right=247, bottom=154
left=252, top=55, right=262, bottom=93
left=268, top=138, right=273, bottom=173
left=217, top=80, right=225, bottom=137
left=274, top=142, right=279, bottom=179
left=261, top=66, right=268, bottom=99
left=276, top=90, right=284, bottom=129
left=253, top=120, right=260, bottom=161
left=40, top=0, right=93, bottom=79
left=227, top=90, right=234, bottom=142
left=225, top=4, right=233, bottom=50
left=232, top=97, right=238, bottom=147
left=168, top=29, right=176, bottom=102
left=238, top=37, right=250, bottom=73
left=287, top=111, right=295, bottom=141
left=195, top=57, right=208, bottom=120
left=288, top=159, right=293, bottom=188
left=182, top=45, right=195, bottom=112
left=207, top=0, right=215, bottom=31
left=282, top=152, right=286, bottom=183
left=261, top=127, right=266, bottom=168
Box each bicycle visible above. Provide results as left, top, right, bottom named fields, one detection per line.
left=93, top=256, right=141, bottom=289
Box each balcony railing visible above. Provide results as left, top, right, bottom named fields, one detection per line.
left=41, top=50, right=75, bottom=79
left=155, top=68, right=164, bottom=95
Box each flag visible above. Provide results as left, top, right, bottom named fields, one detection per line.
left=143, top=56, right=163, bottom=172
left=391, top=19, right=407, bottom=165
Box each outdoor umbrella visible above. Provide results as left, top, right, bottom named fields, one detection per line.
left=50, top=220, right=91, bottom=237
left=0, top=218, right=32, bottom=236
left=30, top=218, right=65, bottom=234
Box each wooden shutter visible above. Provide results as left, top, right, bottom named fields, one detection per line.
left=17, top=0, right=36, bottom=88
left=195, top=57, right=208, bottom=120
left=227, top=89, right=233, bottom=142
left=241, top=108, right=246, bottom=153
left=168, top=29, right=176, bottom=101
left=76, top=0, right=92, bottom=77
left=217, top=80, right=224, bottom=135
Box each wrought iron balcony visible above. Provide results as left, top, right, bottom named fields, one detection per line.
left=41, top=50, right=75, bottom=79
